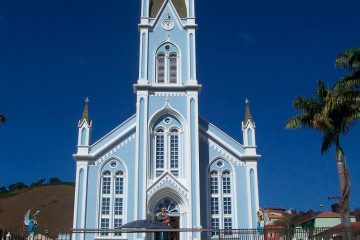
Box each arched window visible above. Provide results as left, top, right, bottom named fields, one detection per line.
left=156, top=53, right=165, bottom=83
left=155, top=43, right=180, bottom=84
left=170, top=128, right=179, bottom=176
left=155, top=129, right=165, bottom=176
left=209, top=164, right=233, bottom=233
left=151, top=115, right=183, bottom=178
left=99, top=163, right=127, bottom=237
left=247, top=128, right=253, bottom=146
left=154, top=198, right=180, bottom=215
left=100, top=171, right=111, bottom=236
left=169, top=53, right=178, bottom=83
left=81, top=128, right=87, bottom=145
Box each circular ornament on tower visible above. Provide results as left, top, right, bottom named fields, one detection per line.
left=110, top=161, right=117, bottom=168
left=162, top=19, right=175, bottom=31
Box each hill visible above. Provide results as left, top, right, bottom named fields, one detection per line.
left=0, top=184, right=74, bottom=233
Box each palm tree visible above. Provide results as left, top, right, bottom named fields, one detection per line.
left=0, top=115, right=5, bottom=123
left=286, top=48, right=360, bottom=239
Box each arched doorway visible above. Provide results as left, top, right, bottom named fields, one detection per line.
left=153, top=197, right=180, bottom=240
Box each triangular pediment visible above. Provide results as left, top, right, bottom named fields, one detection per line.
left=147, top=172, right=189, bottom=201
left=151, top=0, right=184, bottom=29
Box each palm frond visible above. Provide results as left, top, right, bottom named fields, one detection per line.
left=335, top=48, right=360, bottom=72
left=285, top=115, right=313, bottom=129
left=315, top=80, right=330, bottom=100
left=333, top=71, right=360, bottom=94
left=292, top=96, right=320, bottom=114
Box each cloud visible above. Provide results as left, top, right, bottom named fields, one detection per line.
left=236, top=32, right=257, bottom=43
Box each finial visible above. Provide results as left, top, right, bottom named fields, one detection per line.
left=81, top=97, right=90, bottom=122
left=244, top=98, right=254, bottom=124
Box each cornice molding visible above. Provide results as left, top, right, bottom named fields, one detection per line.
left=133, top=84, right=202, bottom=92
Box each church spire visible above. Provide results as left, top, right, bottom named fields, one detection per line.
left=81, top=97, right=90, bottom=123
left=244, top=98, right=254, bottom=124
left=77, top=97, right=92, bottom=154
left=242, top=98, right=256, bottom=148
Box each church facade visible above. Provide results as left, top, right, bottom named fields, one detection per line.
left=72, top=0, right=260, bottom=239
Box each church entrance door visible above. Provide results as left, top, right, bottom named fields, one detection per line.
left=154, top=215, right=179, bottom=240
left=168, top=216, right=179, bottom=240
left=153, top=197, right=181, bottom=240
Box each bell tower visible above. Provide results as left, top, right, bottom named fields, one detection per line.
left=133, top=0, right=202, bottom=234
left=135, top=0, right=198, bottom=86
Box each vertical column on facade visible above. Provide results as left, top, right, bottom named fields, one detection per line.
left=251, top=163, right=260, bottom=225
left=246, top=162, right=259, bottom=228
left=135, top=92, right=149, bottom=224
left=188, top=0, right=195, bottom=19
left=141, top=0, right=149, bottom=18
left=245, top=165, right=253, bottom=228
left=188, top=92, right=201, bottom=238
left=187, top=29, right=197, bottom=83
left=138, top=29, right=149, bottom=83
left=73, top=163, right=88, bottom=240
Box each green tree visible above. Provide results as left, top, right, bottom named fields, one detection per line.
left=49, top=177, right=62, bottom=184
left=286, top=48, right=360, bottom=240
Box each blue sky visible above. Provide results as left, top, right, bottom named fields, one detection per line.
left=0, top=0, right=359, bottom=211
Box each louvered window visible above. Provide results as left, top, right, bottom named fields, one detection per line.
left=157, top=53, right=165, bottom=83
left=169, top=53, right=177, bottom=83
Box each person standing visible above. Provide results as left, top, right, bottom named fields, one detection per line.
left=157, top=207, right=170, bottom=240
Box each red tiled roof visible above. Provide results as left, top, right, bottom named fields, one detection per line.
left=267, top=213, right=284, bottom=219
left=316, top=212, right=342, bottom=218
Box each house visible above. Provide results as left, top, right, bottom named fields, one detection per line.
left=298, top=212, right=356, bottom=228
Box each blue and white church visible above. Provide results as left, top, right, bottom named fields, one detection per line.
left=73, top=0, right=261, bottom=239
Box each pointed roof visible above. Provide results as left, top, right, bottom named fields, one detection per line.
left=149, top=0, right=187, bottom=18
left=81, top=97, right=90, bottom=123
left=244, top=98, right=254, bottom=124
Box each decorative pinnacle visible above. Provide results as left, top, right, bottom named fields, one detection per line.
left=81, top=97, right=90, bottom=122
left=244, top=98, right=254, bottom=124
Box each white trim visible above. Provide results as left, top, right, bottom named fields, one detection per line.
left=72, top=165, right=81, bottom=231
left=134, top=96, right=141, bottom=223
left=90, top=115, right=136, bottom=147
left=193, top=95, right=201, bottom=229
left=81, top=164, right=88, bottom=240
left=199, top=125, right=261, bottom=160
left=186, top=94, right=192, bottom=228
left=141, top=94, right=149, bottom=221
left=246, top=167, right=252, bottom=228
